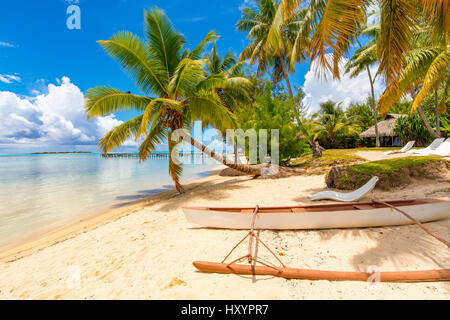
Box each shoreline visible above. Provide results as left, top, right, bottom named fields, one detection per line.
left=0, top=166, right=223, bottom=263
left=0, top=152, right=448, bottom=299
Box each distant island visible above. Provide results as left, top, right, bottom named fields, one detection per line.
left=31, top=151, right=92, bottom=155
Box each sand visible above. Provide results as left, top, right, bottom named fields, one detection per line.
left=0, top=151, right=449, bottom=299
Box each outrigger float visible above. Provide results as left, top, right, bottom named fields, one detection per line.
left=191, top=202, right=450, bottom=283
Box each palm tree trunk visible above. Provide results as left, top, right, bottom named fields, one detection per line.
left=309, top=137, right=323, bottom=158
left=280, top=55, right=294, bottom=99
left=417, top=106, right=440, bottom=139
left=177, top=130, right=262, bottom=175
left=366, top=66, right=380, bottom=147
left=435, top=90, right=441, bottom=136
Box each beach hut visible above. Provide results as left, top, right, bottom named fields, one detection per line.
left=360, top=114, right=406, bottom=147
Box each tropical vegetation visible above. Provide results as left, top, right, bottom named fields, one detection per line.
left=85, top=8, right=262, bottom=193
left=85, top=1, right=449, bottom=192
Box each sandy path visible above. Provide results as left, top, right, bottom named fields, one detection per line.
left=0, top=152, right=449, bottom=299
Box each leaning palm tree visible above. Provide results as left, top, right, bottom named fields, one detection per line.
left=85, top=8, right=261, bottom=193
left=345, top=22, right=381, bottom=147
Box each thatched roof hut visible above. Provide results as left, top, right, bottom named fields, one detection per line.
left=360, top=114, right=406, bottom=138
left=360, top=114, right=407, bottom=147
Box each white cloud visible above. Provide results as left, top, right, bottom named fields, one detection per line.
left=367, top=3, right=381, bottom=24
left=0, top=74, right=21, bottom=84
left=0, top=77, right=124, bottom=147
left=302, top=57, right=385, bottom=113
left=0, top=41, right=17, bottom=48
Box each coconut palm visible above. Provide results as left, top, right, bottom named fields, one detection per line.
left=205, top=43, right=251, bottom=114
left=345, top=22, right=381, bottom=147
left=313, top=101, right=355, bottom=148
left=205, top=43, right=251, bottom=163
left=238, top=0, right=323, bottom=157
left=237, top=0, right=309, bottom=98
left=268, top=0, right=448, bottom=89
left=85, top=8, right=261, bottom=193
left=377, top=26, right=448, bottom=138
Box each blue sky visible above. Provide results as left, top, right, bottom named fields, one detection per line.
left=0, top=0, right=382, bottom=154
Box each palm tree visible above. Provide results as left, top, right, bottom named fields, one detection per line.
left=238, top=0, right=323, bottom=157
left=205, top=43, right=251, bottom=163
left=313, top=101, right=355, bottom=148
left=268, top=0, right=447, bottom=89
left=345, top=22, right=381, bottom=147
left=237, top=0, right=308, bottom=98
left=85, top=8, right=261, bottom=193
left=377, top=26, right=448, bottom=138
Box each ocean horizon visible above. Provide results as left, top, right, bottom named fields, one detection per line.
left=0, top=153, right=216, bottom=248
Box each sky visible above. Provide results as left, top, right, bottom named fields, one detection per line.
left=0, top=0, right=383, bottom=154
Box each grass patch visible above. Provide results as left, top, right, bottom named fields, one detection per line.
left=326, top=157, right=450, bottom=190
left=290, top=149, right=364, bottom=174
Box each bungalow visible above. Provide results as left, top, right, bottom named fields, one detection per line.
left=360, top=114, right=407, bottom=147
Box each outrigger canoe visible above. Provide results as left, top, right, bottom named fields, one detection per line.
left=183, top=198, right=450, bottom=230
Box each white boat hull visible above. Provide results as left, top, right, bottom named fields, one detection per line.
left=183, top=200, right=450, bottom=230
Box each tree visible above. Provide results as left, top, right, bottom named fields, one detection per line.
left=85, top=8, right=262, bottom=193
left=313, top=101, right=356, bottom=148
left=346, top=100, right=375, bottom=132
left=237, top=0, right=309, bottom=99
left=345, top=22, right=381, bottom=147
left=268, top=0, right=448, bottom=91
left=237, top=82, right=310, bottom=164
left=394, top=114, right=433, bottom=147
left=377, top=26, right=448, bottom=138
left=205, top=43, right=251, bottom=163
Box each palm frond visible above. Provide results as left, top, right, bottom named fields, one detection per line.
left=85, top=86, right=152, bottom=118
left=98, top=31, right=168, bottom=96
left=188, top=91, right=237, bottom=130
left=144, top=7, right=186, bottom=77
left=309, top=0, right=367, bottom=79
left=138, top=120, right=167, bottom=161
left=98, top=115, right=143, bottom=155
left=377, top=0, right=418, bottom=86
left=169, top=58, right=207, bottom=97
left=189, top=30, right=219, bottom=60
left=137, top=98, right=182, bottom=139
left=411, top=49, right=450, bottom=113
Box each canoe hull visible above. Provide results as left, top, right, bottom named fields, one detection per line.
left=183, top=199, right=450, bottom=230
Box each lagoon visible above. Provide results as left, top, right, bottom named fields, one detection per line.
left=0, top=153, right=215, bottom=247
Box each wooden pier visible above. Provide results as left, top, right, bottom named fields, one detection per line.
left=101, top=152, right=207, bottom=159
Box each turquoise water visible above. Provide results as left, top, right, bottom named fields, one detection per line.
left=0, top=153, right=215, bottom=247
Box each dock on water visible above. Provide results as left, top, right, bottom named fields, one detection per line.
left=101, top=152, right=207, bottom=159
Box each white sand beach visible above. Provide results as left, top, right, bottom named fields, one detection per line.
left=0, top=151, right=449, bottom=300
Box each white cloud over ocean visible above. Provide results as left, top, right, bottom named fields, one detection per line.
left=0, top=77, right=125, bottom=148
left=302, top=58, right=385, bottom=113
